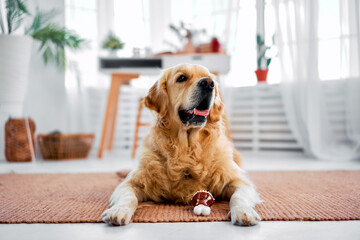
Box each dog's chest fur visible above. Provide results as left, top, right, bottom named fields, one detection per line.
left=135, top=124, right=231, bottom=204
left=157, top=129, right=219, bottom=202
left=162, top=155, right=212, bottom=203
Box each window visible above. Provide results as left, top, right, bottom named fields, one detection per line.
left=64, top=0, right=275, bottom=88
left=271, top=0, right=359, bottom=82
left=168, top=0, right=260, bottom=87
left=113, top=0, right=151, bottom=57
left=65, top=0, right=98, bottom=88
left=318, top=0, right=359, bottom=80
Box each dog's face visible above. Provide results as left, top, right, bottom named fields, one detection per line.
left=145, top=64, right=224, bottom=128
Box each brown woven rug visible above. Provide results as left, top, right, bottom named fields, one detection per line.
left=0, top=170, right=359, bottom=223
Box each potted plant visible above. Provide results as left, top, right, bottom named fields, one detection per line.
left=255, top=34, right=272, bottom=82
left=169, top=22, right=206, bottom=54
left=0, top=0, right=32, bottom=116
left=102, top=31, right=124, bottom=57
left=0, top=0, right=85, bottom=117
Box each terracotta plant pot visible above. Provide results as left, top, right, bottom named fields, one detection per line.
left=255, top=69, right=269, bottom=82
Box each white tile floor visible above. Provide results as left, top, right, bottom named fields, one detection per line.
left=1, top=154, right=360, bottom=240
left=1, top=221, right=360, bottom=240
left=2, top=154, right=360, bottom=174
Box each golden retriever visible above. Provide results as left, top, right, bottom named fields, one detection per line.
left=102, top=64, right=261, bottom=226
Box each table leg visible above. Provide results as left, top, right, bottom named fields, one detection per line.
left=97, top=78, right=117, bottom=159
left=107, top=81, right=122, bottom=151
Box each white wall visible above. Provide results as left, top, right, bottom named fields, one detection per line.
left=23, top=0, right=67, bottom=134
left=148, top=0, right=172, bottom=53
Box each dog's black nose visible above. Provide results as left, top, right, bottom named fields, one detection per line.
left=198, top=78, right=214, bottom=90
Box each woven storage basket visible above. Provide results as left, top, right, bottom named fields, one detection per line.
left=5, top=118, right=36, bottom=162
left=37, top=133, right=95, bottom=160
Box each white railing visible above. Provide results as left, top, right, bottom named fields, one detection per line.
left=225, top=83, right=303, bottom=155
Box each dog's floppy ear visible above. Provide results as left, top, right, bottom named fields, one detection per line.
left=144, top=69, right=170, bottom=118
left=209, top=82, right=224, bottom=123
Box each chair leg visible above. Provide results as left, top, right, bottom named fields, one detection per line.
left=131, top=98, right=144, bottom=158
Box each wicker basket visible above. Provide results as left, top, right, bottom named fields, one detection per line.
left=5, top=118, right=36, bottom=162
left=37, top=133, right=95, bottom=160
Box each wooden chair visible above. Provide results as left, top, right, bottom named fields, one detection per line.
left=131, top=98, right=151, bottom=158
left=97, top=72, right=139, bottom=159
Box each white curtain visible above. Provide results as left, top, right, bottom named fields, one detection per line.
left=273, top=0, right=360, bottom=160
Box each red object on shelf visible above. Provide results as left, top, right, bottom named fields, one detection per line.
left=210, top=37, right=221, bottom=53
left=255, top=69, right=269, bottom=82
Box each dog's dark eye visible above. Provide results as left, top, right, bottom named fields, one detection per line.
left=176, top=75, right=188, bottom=83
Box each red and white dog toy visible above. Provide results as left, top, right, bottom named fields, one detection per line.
left=191, top=190, right=215, bottom=216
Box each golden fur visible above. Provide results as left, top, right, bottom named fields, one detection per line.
left=130, top=64, right=244, bottom=203
left=102, top=64, right=261, bottom=226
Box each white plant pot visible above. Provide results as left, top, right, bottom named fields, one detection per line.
left=0, top=35, right=33, bottom=161
left=108, top=50, right=118, bottom=57
left=0, top=35, right=33, bottom=115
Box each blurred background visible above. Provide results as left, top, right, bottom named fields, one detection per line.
left=0, top=0, right=359, bottom=170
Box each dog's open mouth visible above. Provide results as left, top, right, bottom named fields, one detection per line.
left=178, top=95, right=212, bottom=126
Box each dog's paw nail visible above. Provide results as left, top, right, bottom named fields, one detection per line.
left=101, top=210, right=111, bottom=223
left=231, top=207, right=260, bottom=226
left=101, top=206, right=133, bottom=226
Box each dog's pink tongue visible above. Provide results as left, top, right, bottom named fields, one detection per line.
left=194, top=109, right=209, bottom=116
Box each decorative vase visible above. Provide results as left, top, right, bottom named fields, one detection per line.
left=255, top=68, right=268, bottom=82
left=5, top=118, right=36, bottom=162
left=210, top=37, right=221, bottom=53
left=0, top=35, right=33, bottom=160
left=183, top=38, right=197, bottom=54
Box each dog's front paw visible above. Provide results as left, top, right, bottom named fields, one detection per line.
left=230, top=206, right=260, bottom=226
left=102, top=206, right=134, bottom=226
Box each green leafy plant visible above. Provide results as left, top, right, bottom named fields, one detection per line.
left=102, top=31, right=124, bottom=51
left=0, top=0, right=86, bottom=70
left=27, top=10, right=86, bottom=69
left=0, top=0, right=29, bottom=33
left=256, top=34, right=272, bottom=69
